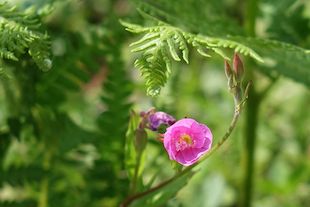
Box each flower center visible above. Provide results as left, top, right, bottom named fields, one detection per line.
left=175, top=133, right=193, bottom=151
left=180, top=134, right=192, bottom=145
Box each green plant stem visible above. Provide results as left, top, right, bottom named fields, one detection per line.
left=244, top=0, right=258, bottom=36
left=131, top=151, right=143, bottom=193
left=39, top=144, right=52, bottom=207
left=240, top=0, right=259, bottom=206
left=240, top=86, right=260, bottom=207
left=240, top=77, right=276, bottom=207
left=120, top=102, right=244, bottom=207
left=39, top=178, right=48, bottom=207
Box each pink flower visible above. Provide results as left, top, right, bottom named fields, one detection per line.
left=163, top=118, right=213, bottom=166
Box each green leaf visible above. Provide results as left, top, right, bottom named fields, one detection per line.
left=125, top=111, right=140, bottom=178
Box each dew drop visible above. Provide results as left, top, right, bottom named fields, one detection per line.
left=42, top=58, right=52, bottom=72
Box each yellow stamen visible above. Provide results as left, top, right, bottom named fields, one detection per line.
left=180, top=134, right=192, bottom=145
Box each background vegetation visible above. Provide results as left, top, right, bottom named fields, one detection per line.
left=0, top=0, right=309, bottom=207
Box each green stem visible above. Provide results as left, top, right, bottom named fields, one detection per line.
left=120, top=101, right=245, bottom=207
left=39, top=178, right=48, bottom=207
left=240, top=86, right=260, bottom=207
left=39, top=143, right=52, bottom=207
left=240, top=77, right=275, bottom=207
left=131, top=151, right=142, bottom=193
left=244, top=0, right=258, bottom=36
left=240, top=0, right=260, bottom=206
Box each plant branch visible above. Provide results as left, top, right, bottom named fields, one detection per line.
left=120, top=88, right=249, bottom=207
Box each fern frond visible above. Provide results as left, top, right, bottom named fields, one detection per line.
left=123, top=21, right=193, bottom=96
left=121, top=21, right=263, bottom=96
left=195, top=36, right=264, bottom=62
left=0, top=2, right=41, bottom=29
left=0, top=2, right=51, bottom=71
left=134, top=50, right=168, bottom=96
left=0, top=48, right=18, bottom=61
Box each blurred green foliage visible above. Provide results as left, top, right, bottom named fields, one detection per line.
left=0, top=0, right=309, bottom=207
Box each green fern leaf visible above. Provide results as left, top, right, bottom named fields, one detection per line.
left=122, top=21, right=193, bottom=96
left=0, top=2, right=51, bottom=71
left=167, top=38, right=181, bottom=61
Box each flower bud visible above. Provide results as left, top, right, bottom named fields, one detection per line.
left=148, top=112, right=176, bottom=131
left=233, top=53, right=244, bottom=81
left=134, top=128, right=147, bottom=153
left=224, top=60, right=235, bottom=90
left=224, top=60, right=233, bottom=79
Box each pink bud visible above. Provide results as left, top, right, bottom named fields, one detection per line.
left=224, top=60, right=233, bottom=79
left=225, top=60, right=234, bottom=90
left=233, top=53, right=244, bottom=80
left=148, top=112, right=176, bottom=131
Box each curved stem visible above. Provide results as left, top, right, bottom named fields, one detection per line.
left=120, top=100, right=245, bottom=207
